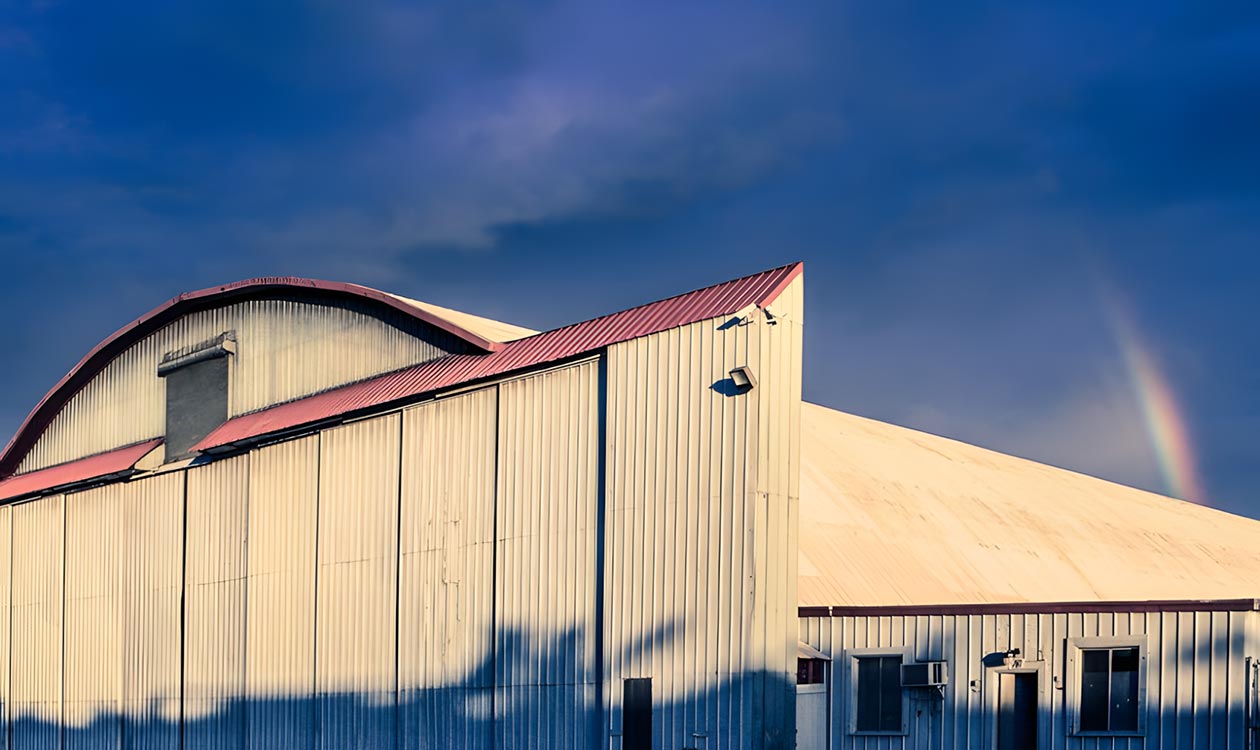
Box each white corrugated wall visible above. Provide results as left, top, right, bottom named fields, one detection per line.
left=185, top=456, right=249, bottom=749
left=754, top=274, right=803, bottom=748
left=0, top=289, right=804, bottom=750
left=64, top=483, right=123, bottom=749
left=495, top=361, right=601, bottom=749
left=122, top=473, right=184, bottom=750
left=315, top=415, right=400, bottom=750
left=244, top=435, right=319, bottom=750
left=398, top=387, right=497, bottom=749
left=19, top=298, right=459, bottom=474
left=603, top=274, right=803, bottom=750
left=10, top=495, right=63, bottom=750
left=800, top=607, right=1260, bottom=750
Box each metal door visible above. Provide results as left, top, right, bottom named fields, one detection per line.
left=997, top=672, right=1038, bottom=750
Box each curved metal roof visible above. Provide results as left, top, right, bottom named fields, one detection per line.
left=0, top=277, right=506, bottom=478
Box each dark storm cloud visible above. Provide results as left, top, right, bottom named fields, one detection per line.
left=0, top=1, right=1257, bottom=513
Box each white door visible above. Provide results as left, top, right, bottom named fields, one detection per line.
left=796, top=684, right=828, bottom=750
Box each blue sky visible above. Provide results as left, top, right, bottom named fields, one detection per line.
left=1, top=2, right=1257, bottom=514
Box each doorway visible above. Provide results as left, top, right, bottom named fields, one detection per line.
left=996, top=672, right=1038, bottom=750
left=624, top=678, right=652, bottom=750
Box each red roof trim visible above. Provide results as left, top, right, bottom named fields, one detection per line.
left=757, top=261, right=804, bottom=308
left=194, top=262, right=804, bottom=452
left=804, top=598, right=1260, bottom=617
left=0, top=438, right=163, bottom=502
left=0, top=278, right=502, bottom=478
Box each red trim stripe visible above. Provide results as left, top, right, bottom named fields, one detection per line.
left=0, top=438, right=163, bottom=502
left=0, top=278, right=505, bottom=478
left=802, top=598, right=1260, bottom=617
left=194, top=262, right=803, bottom=452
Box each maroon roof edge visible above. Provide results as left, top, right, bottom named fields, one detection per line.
left=0, top=278, right=504, bottom=479
left=193, top=261, right=804, bottom=453
left=0, top=438, right=163, bottom=502
left=802, top=598, right=1260, bottom=617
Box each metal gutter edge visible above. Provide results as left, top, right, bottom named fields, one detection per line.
left=802, top=598, right=1260, bottom=617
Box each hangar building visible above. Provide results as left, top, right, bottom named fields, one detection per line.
left=1, top=262, right=1258, bottom=750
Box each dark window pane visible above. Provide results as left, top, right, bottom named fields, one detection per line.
left=1112, top=647, right=1139, bottom=673
left=879, top=657, right=902, bottom=731
left=1079, top=649, right=1110, bottom=731
left=798, top=658, right=826, bottom=685
left=855, top=656, right=902, bottom=733
left=855, top=658, right=880, bottom=731
left=1111, top=649, right=1140, bottom=731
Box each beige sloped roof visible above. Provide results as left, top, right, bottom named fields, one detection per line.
left=386, top=293, right=538, bottom=344
left=799, top=401, right=1260, bottom=607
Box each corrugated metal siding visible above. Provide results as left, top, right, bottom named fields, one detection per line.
left=185, top=456, right=249, bottom=749
left=64, top=484, right=123, bottom=749
left=121, top=474, right=184, bottom=750
left=0, top=506, right=11, bottom=750
left=244, top=435, right=319, bottom=750
left=10, top=495, right=63, bottom=750
left=195, top=263, right=804, bottom=454
left=754, top=274, right=803, bottom=746
left=20, top=298, right=458, bottom=474
left=398, top=387, right=497, bottom=749
left=315, top=415, right=400, bottom=750
left=800, top=608, right=1260, bottom=750
left=494, top=361, right=600, bottom=749
left=603, top=274, right=802, bottom=750
left=0, top=266, right=806, bottom=750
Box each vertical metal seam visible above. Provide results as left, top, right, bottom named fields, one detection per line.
left=118, top=492, right=124, bottom=750
left=311, top=432, right=322, bottom=750
left=490, top=383, right=501, bottom=741
left=179, top=472, right=188, bottom=750
left=59, top=493, right=65, bottom=750
left=594, top=351, right=609, bottom=742
left=241, top=455, right=252, bottom=746
left=7, top=507, right=13, bottom=750
left=393, top=414, right=404, bottom=749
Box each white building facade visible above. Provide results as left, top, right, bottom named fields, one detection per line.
left=0, top=265, right=805, bottom=750
left=798, top=601, right=1260, bottom=750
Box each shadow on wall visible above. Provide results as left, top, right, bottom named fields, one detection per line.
left=16, top=624, right=796, bottom=750
left=854, top=634, right=1258, bottom=750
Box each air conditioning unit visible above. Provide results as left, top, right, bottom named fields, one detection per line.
left=901, top=661, right=949, bottom=687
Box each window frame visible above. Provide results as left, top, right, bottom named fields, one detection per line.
left=846, top=647, right=910, bottom=736
left=1066, top=636, right=1148, bottom=737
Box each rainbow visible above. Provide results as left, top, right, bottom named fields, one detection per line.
left=1103, top=294, right=1207, bottom=505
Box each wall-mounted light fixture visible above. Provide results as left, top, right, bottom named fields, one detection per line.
left=729, top=366, right=757, bottom=393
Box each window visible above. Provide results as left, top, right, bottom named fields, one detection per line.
left=1068, top=637, right=1145, bottom=735
left=853, top=654, right=903, bottom=733
left=798, top=658, right=827, bottom=685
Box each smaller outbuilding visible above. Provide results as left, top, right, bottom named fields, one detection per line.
left=794, top=403, right=1260, bottom=750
